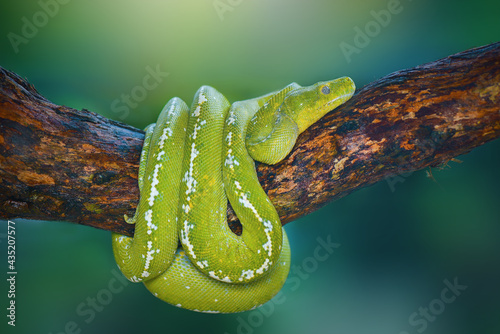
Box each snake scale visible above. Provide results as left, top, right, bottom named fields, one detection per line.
left=112, top=77, right=355, bottom=313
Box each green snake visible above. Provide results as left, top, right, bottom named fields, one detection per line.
left=111, top=77, right=355, bottom=313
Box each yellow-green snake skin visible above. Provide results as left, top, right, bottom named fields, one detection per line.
left=111, top=77, right=355, bottom=313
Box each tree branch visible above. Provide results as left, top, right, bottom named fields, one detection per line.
left=1, top=42, right=499, bottom=236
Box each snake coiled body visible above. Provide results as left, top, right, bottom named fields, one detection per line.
left=112, top=77, right=355, bottom=313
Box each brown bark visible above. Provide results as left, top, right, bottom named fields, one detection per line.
left=1, top=42, right=499, bottom=237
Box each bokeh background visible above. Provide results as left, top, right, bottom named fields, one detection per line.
left=1, top=0, right=499, bottom=333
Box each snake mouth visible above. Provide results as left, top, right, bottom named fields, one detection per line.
left=324, top=92, right=355, bottom=110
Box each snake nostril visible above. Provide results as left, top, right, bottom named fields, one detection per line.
left=321, top=86, right=331, bottom=94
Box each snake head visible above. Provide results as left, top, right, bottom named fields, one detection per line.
left=283, top=76, right=356, bottom=133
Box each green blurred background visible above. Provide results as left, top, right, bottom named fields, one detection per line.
left=1, top=0, right=499, bottom=333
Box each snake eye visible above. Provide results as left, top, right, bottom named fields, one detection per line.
left=321, top=85, right=331, bottom=95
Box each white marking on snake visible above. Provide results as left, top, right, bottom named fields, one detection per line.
left=197, top=260, right=209, bottom=269
left=226, top=131, right=233, bottom=145
left=180, top=220, right=196, bottom=259
left=193, top=93, right=207, bottom=117
left=184, top=142, right=199, bottom=195
left=199, top=92, right=207, bottom=104
left=156, top=151, right=165, bottom=161
left=238, top=193, right=262, bottom=222
left=144, top=209, right=158, bottom=235
left=193, top=105, right=202, bottom=117
left=227, top=109, right=236, bottom=125
left=142, top=240, right=156, bottom=276
left=167, top=103, right=176, bottom=116
left=225, top=149, right=240, bottom=168
left=192, top=123, right=201, bottom=140
left=208, top=271, right=232, bottom=283
left=262, top=219, right=273, bottom=257
left=148, top=164, right=161, bottom=206
left=158, top=127, right=173, bottom=149
left=239, top=269, right=255, bottom=281
left=255, top=258, right=271, bottom=275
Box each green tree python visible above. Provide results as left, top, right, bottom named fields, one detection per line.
left=111, top=77, right=355, bottom=313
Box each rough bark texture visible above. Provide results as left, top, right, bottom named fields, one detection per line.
left=1, top=42, right=499, bottom=237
